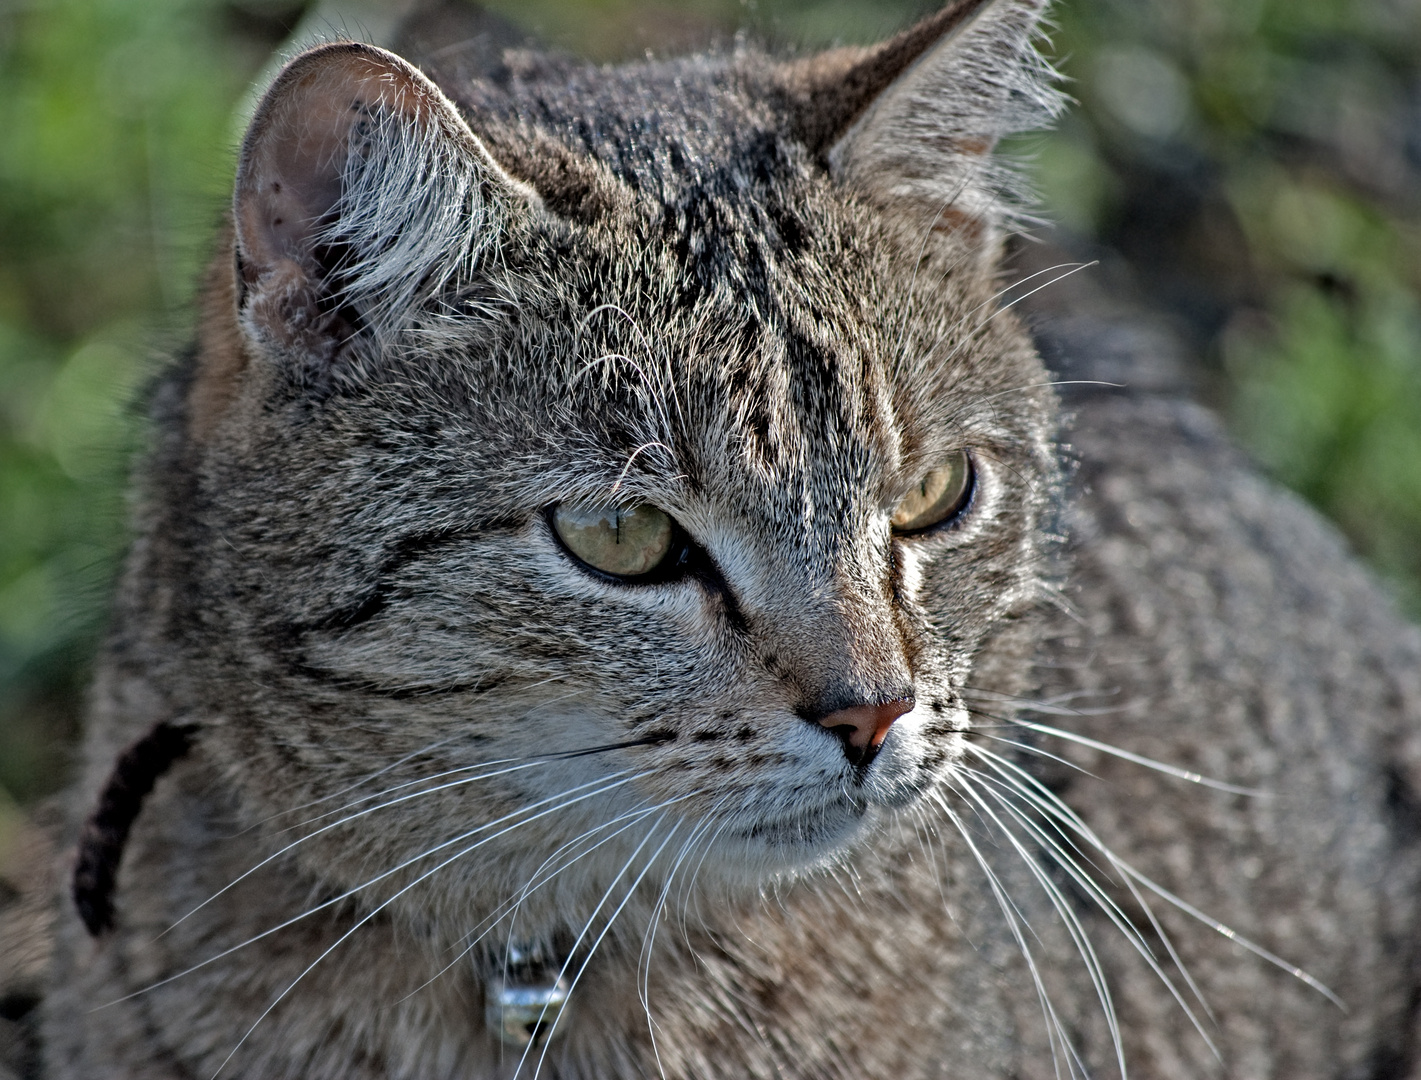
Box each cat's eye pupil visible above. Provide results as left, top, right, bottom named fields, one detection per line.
left=552, top=503, right=675, bottom=579
left=891, top=451, right=974, bottom=534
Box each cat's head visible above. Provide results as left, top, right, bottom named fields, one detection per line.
left=159, top=0, right=1061, bottom=916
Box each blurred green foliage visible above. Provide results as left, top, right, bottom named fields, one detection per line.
left=1029, top=0, right=1421, bottom=615
left=0, top=0, right=1418, bottom=813
left=0, top=0, right=282, bottom=807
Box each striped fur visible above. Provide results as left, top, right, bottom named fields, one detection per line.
left=36, top=4, right=1421, bottom=1078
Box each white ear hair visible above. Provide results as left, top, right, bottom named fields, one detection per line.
left=318, top=83, right=501, bottom=335
left=233, top=41, right=519, bottom=359
left=828, top=0, right=1063, bottom=228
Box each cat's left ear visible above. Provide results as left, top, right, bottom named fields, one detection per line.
left=232, top=41, right=524, bottom=366
left=780, top=0, right=1062, bottom=234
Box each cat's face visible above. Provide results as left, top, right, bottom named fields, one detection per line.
left=169, top=4, right=1059, bottom=926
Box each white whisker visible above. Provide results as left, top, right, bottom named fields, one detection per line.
left=674, top=812, right=734, bottom=949
left=1003, top=717, right=1270, bottom=797
left=280, top=679, right=589, bottom=832
left=962, top=764, right=1222, bottom=1067
left=204, top=772, right=655, bottom=1078
left=244, top=737, right=457, bottom=827
left=400, top=795, right=696, bottom=1006
left=964, top=743, right=1217, bottom=1021
left=155, top=755, right=566, bottom=942
left=969, top=727, right=1103, bottom=779
left=953, top=773, right=1129, bottom=1075
left=932, top=788, right=1089, bottom=1080
left=931, top=263, right=1099, bottom=374
left=498, top=792, right=698, bottom=961
left=637, top=800, right=728, bottom=1076
left=1120, top=863, right=1346, bottom=1011
left=889, top=178, right=981, bottom=368
left=908, top=260, right=1091, bottom=385
left=965, top=741, right=1340, bottom=1008
left=518, top=816, right=686, bottom=1078
left=101, top=771, right=649, bottom=1013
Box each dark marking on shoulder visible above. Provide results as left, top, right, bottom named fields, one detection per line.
left=73, top=722, right=197, bottom=936
left=1385, top=765, right=1421, bottom=837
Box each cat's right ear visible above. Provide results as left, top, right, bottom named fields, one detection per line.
left=231, top=41, right=521, bottom=370
left=779, top=0, right=1061, bottom=240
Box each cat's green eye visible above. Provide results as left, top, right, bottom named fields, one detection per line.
left=891, top=451, right=974, bottom=533
left=552, top=503, right=675, bottom=578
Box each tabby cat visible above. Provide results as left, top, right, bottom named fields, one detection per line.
left=34, top=0, right=1421, bottom=1077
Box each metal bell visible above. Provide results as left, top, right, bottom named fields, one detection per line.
left=484, top=944, right=571, bottom=1048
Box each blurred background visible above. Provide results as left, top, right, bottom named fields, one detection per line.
left=1, top=0, right=1419, bottom=841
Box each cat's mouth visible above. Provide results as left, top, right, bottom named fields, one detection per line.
left=718, top=728, right=942, bottom=853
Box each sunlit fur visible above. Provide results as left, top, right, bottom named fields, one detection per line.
left=37, top=2, right=1421, bottom=1078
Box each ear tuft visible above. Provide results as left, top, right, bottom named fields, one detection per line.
left=783, top=0, right=1064, bottom=233
left=234, top=42, right=511, bottom=363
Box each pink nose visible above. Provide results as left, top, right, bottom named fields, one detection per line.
left=816, top=699, right=914, bottom=751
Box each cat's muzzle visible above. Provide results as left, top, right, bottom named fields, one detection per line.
left=483, top=943, right=571, bottom=1048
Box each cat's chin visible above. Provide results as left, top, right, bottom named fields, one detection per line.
left=700, top=753, right=942, bottom=877
left=705, top=794, right=907, bottom=878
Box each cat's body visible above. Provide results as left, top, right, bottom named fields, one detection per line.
left=30, top=2, right=1421, bottom=1077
